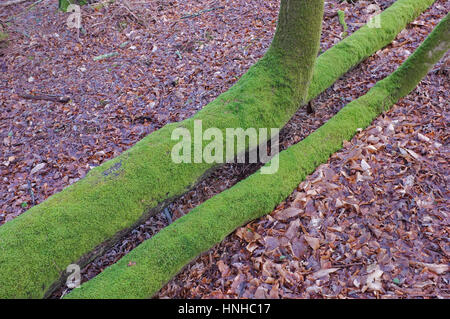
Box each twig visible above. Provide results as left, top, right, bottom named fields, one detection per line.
left=93, top=51, right=119, bottom=61
left=0, top=0, right=29, bottom=7
left=181, top=6, right=225, bottom=20
left=332, top=262, right=364, bottom=268
left=163, top=207, right=173, bottom=224
left=27, top=180, right=35, bottom=205
left=18, top=92, right=71, bottom=103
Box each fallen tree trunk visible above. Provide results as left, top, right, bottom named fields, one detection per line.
left=65, top=12, right=450, bottom=299
left=0, top=0, right=436, bottom=299
left=18, top=92, right=71, bottom=103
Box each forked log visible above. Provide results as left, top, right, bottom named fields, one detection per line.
left=67, top=12, right=450, bottom=299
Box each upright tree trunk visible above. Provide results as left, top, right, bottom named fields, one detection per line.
left=269, top=0, right=324, bottom=104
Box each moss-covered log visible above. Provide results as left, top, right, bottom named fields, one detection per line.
left=66, top=13, right=450, bottom=299
left=307, top=0, right=436, bottom=100
left=0, top=0, right=436, bottom=298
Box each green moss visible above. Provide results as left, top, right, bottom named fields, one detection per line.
left=66, top=12, right=450, bottom=299
left=338, top=10, right=349, bottom=37
left=0, top=0, right=437, bottom=299
left=0, top=32, right=7, bottom=42
left=269, top=0, right=324, bottom=104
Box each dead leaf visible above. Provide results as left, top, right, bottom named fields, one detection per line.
left=365, top=264, right=383, bottom=292
left=217, top=260, right=230, bottom=276
left=289, top=237, right=308, bottom=259
left=30, top=163, right=46, bottom=175
left=410, top=261, right=449, bottom=275
left=254, top=286, right=268, bottom=299
left=274, top=207, right=301, bottom=221
left=304, top=235, right=320, bottom=250
left=360, top=159, right=371, bottom=171
left=311, top=268, right=339, bottom=279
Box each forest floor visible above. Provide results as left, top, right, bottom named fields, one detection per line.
left=0, top=0, right=448, bottom=299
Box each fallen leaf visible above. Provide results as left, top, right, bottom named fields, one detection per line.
left=274, top=207, right=301, bottom=221
left=417, top=133, right=430, bottom=142
left=311, top=268, right=339, bottom=279
left=411, top=262, right=449, bottom=275
left=30, top=163, right=46, bottom=175
left=365, top=264, right=383, bottom=292
left=217, top=260, right=230, bottom=276
left=360, top=159, right=371, bottom=171
left=304, top=235, right=320, bottom=250
left=254, top=286, right=268, bottom=299
left=289, top=238, right=308, bottom=259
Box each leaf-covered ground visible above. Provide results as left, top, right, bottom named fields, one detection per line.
left=155, top=4, right=450, bottom=299
left=1, top=0, right=448, bottom=299
left=158, top=71, right=449, bottom=299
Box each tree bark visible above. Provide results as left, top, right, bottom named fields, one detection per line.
left=269, top=0, right=324, bottom=104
